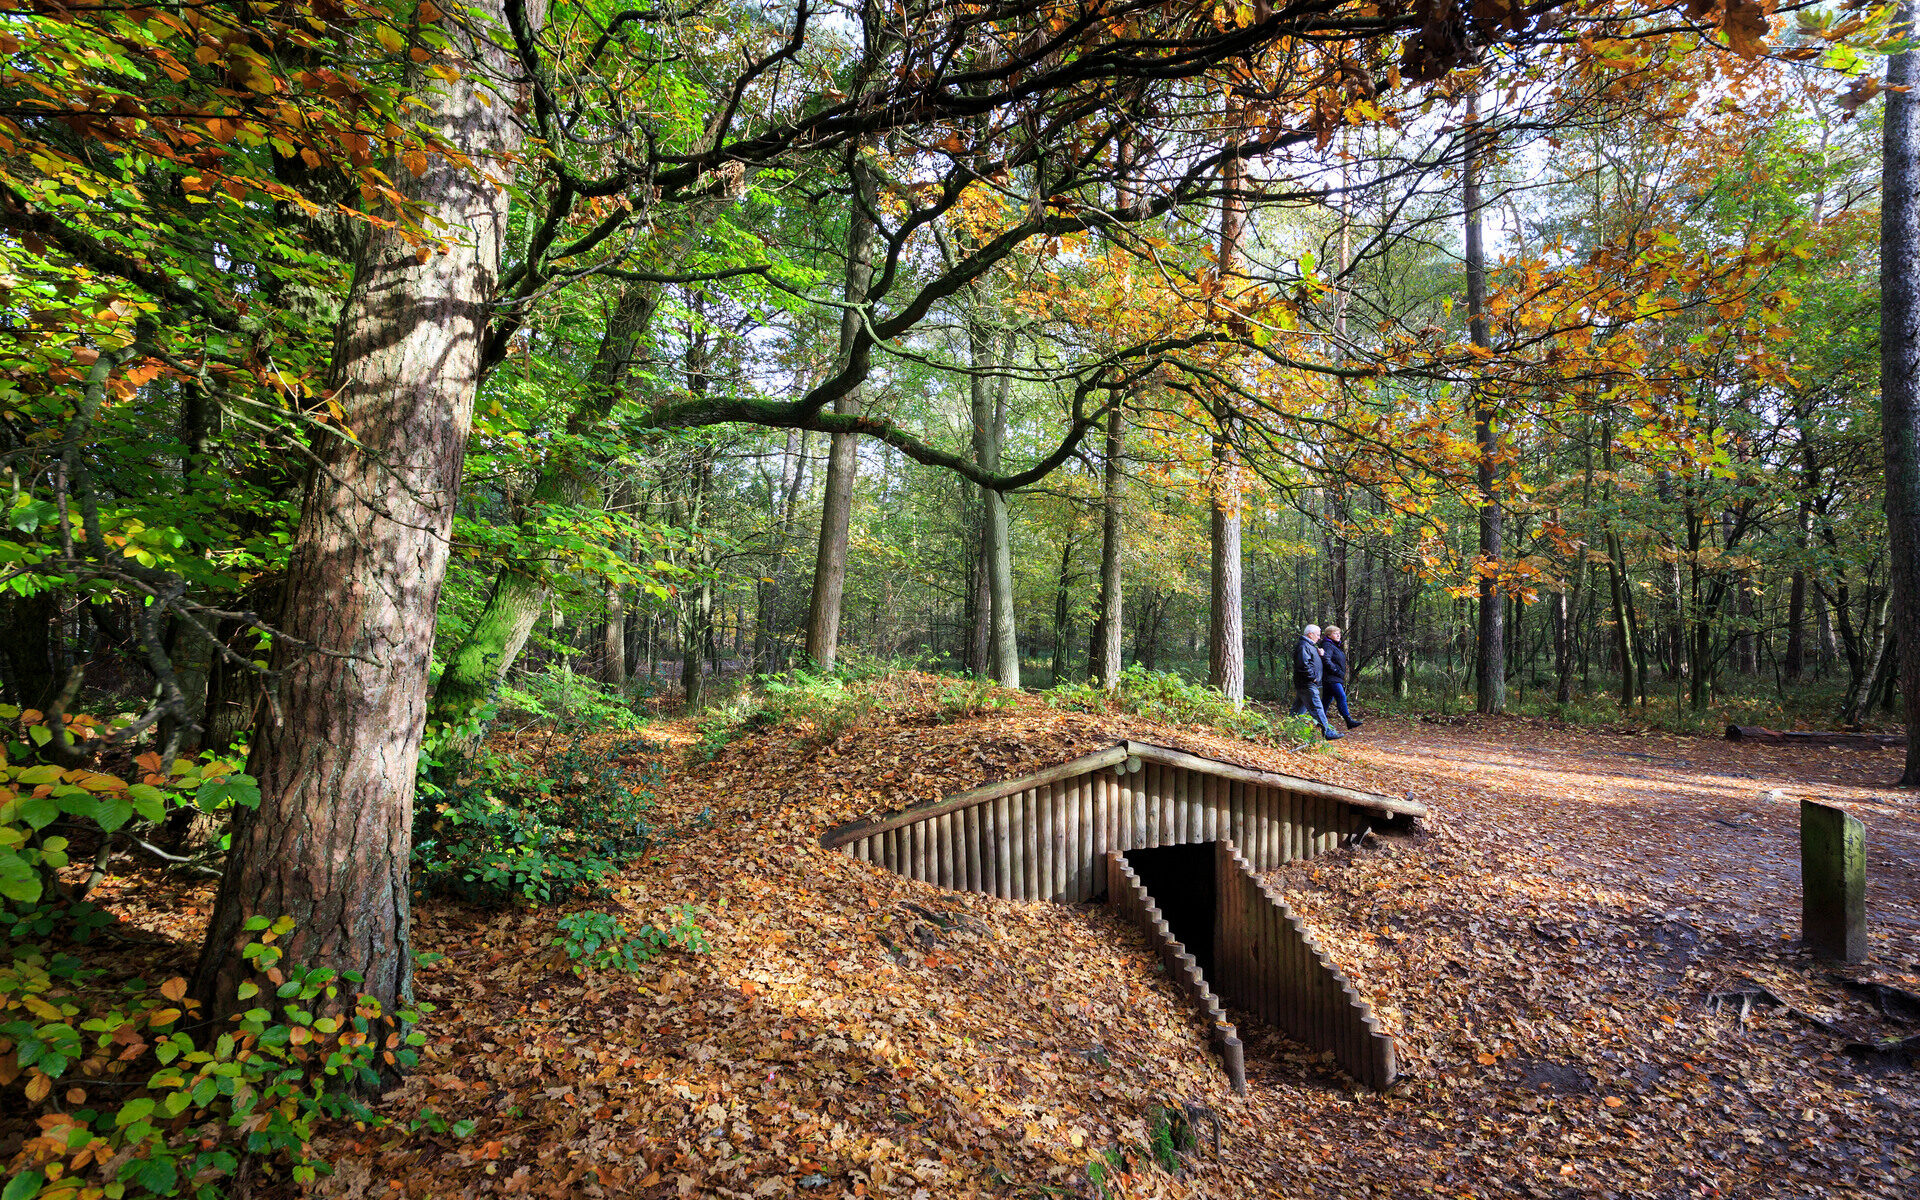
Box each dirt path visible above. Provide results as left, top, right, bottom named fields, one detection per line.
left=1246, top=716, right=1920, bottom=1199
left=1340, top=718, right=1920, bottom=959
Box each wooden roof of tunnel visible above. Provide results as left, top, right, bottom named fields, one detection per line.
left=821, top=739, right=1420, bottom=1091
left=820, top=739, right=1425, bottom=902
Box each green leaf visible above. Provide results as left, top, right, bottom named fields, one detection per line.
left=16, top=793, right=58, bottom=830
left=127, top=783, right=167, bottom=823
left=196, top=774, right=262, bottom=812
left=3, top=1170, right=44, bottom=1200
left=96, top=793, right=133, bottom=831
left=0, top=851, right=42, bottom=903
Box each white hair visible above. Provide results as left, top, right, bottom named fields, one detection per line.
left=1303, top=624, right=1321, bottom=637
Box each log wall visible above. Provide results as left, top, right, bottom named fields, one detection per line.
left=1211, top=840, right=1396, bottom=1089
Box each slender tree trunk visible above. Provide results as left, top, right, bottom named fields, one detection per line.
left=1882, top=0, right=1920, bottom=782
left=804, top=154, right=877, bottom=673
left=1466, top=93, right=1505, bottom=715
left=1089, top=404, right=1126, bottom=690
left=193, top=0, right=537, bottom=1020
left=1208, top=149, right=1246, bottom=704
left=1049, top=536, right=1075, bottom=685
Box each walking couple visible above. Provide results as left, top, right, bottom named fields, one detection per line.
left=1291, top=624, right=1361, bottom=740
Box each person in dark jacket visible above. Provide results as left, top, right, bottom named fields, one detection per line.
left=1288, top=624, right=1342, bottom=739
left=1320, top=625, right=1361, bottom=730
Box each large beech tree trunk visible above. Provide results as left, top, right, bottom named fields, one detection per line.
left=192, top=0, right=537, bottom=1017
left=970, top=317, right=1019, bottom=687
left=1883, top=0, right=1920, bottom=784
left=804, top=154, right=877, bottom=673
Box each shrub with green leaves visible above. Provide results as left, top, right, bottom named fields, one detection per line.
left=412, top=736, right=661, bottom=908
left=0, top=705, right=261, bottom=905
left=0, top=912, right=453, bottom=1200
left=1044, top=665, right=1319, bottom=747
left=551, top=905, right=709, bottom=975
left=495, top=669, right=647, bottom=732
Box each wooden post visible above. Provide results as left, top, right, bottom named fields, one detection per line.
left=1801, top=799, right=1867, bottom=962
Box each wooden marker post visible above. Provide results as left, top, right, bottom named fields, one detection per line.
left=1801, top=800, right=1867, bottom=962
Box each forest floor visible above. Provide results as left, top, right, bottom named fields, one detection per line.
left=83, top=679, right=1920, bottom=1199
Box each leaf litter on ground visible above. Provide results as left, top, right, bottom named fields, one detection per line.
left=56, top=676, right=1920, bottom=1197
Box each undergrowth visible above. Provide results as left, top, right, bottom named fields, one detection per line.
left=552, top=906, right=709, bottom=975
left=1045, top=665, right=1319, bottom=747
left=1, top=911, right=452, bottom=1200
left=413, top=734, right=663, bottom=907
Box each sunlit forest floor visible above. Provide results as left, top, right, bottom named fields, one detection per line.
left=81, top=678, right=1917, bottom=1198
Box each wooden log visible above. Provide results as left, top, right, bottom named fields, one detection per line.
left=1092, top=774, right=1110, bottom=900
left=962, top=805, right=981, bottom=893
left=1174, top=766, right=1191, bottom=843
left=1124, top=740, right=1422, bottom=817
left=1024, top=788, right=1043, bottom=901
left=990, top=794, right=1009, bottom=898
left=1728, top=724, right=1904, bottom=748
left=1264, top=786, right=1281, bottom=871
left=1008, top=790, right=1027, bottom=900
left=1131, top=766, right=1148, bottom=851
left=1051, top=780, right=1069, bottom=900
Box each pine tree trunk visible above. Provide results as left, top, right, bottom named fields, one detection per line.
left=804, top=155, right=877, bottom=673
left=1882, top=0, right=1920, bottom=782
left=1208, top=150, right=1246, bottom=704
left=193, top=0, right=538, bottom=1021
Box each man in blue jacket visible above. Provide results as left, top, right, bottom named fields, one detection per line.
left=1289, top=624, right=1342, bottom=740
left=1320, top=625, right=1361, bottom=730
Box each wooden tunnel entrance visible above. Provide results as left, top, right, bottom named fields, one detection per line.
left=1125, top=845, right=1217, bottom=977
left=821, top=741, right=1423, bottom=1090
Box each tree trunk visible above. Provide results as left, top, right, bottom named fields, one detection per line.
left=1089, top=404, right=1126, bottom=691
left=1049, top=535, right=1075, bottom=685
left=1466, top=95, right=1505, bottom=715
left=1882, top=0, right=1920, bottom=783
left=430, top=280, right=659, bottom=735
left=1208, top=150, right=1246, bottom=704
left=193, top=0, right=537, bottom=1022
left=804, top=154, right=877, bottom=673
left=970, top=318, right=1019, bottom=687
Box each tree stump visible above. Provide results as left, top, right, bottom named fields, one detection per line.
left=1801, top=800, right=1867, bottom=963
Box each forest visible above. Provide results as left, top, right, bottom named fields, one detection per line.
left=3, top=0, right=1919, bottom=1195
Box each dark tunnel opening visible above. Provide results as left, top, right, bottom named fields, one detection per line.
left=1123, top=843, right=1217, bottom=979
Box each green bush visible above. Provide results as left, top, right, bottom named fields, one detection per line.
left=1044, top=665, right=1319, bottom=746
left=931, top=677, right=1018, bottom=723
left=0, top=912, right=452, bottom=1199
left=551, top=906, right=709, bottom=975
left=495, top=669, right=647, bottom=732
left=692, top=668, right=893, bottom=759
left=0, top=705, right=261, bottom=906
left=412, top=735, right=661, bottom=908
